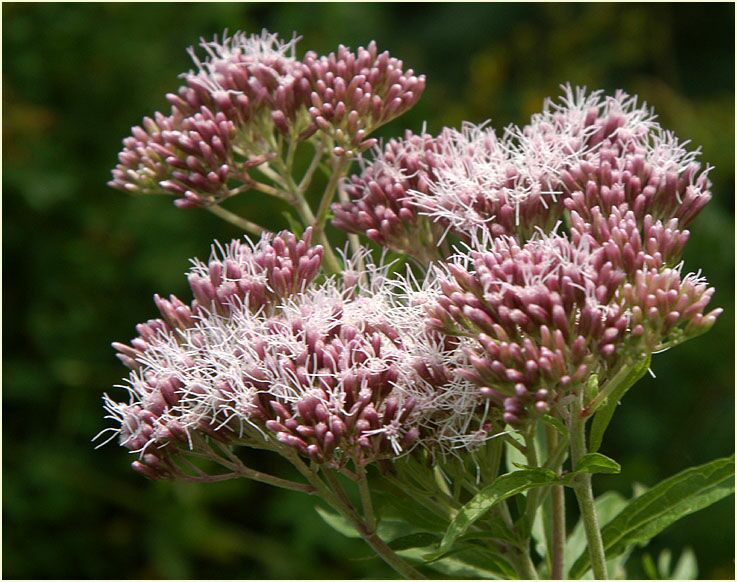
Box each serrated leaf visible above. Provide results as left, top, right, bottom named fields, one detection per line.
left=589, top=354, right=651, bottom=452
left=372, top=484, right=449, bottom=533
left=561, top=454, right=621, bottom=487
left=428, top=468, right=557, bottom=560
left=569, top=455, right=735, bottom=579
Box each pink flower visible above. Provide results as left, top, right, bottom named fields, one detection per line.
left=305, top=42, right=426, bottom=157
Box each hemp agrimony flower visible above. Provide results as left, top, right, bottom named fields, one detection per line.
left=100, top=30, right=731, bottom=581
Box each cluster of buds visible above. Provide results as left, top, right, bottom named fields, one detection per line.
left=111, top=229, right=322, bottom=370
left=187, top=227, right=324, bottom=314
left=305, top=42, right=426, bottom=157
left=171, top=30, right=313, bottom=126
left=101, top=240, right=490, bottom=477
left=570, top=207, right=689, bottom=276
left=561, top=131, right=712, bottom=228
left=332, top=130, right=448, bottom=260
left=621, top=266, right=721, bottom=354
left=427, top=232, right=630, bottom=424
left=333, top=86, right=709, bottom=252
left=427, top=217, right=719, bottom=425
left=110, top=30, right=425, bottom=208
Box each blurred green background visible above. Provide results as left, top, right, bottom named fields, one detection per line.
left=3, top=3, right=734, bottom=579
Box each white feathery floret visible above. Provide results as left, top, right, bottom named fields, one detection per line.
left=409, top=122, right=508, bottom=237
left=184, top=29, right=302, bottom=93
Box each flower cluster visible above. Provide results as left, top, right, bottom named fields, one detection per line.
left=333, top=86, right=711, bottom=250
left=427, top=226, right=719, bottom=425
left=101, top=235, right=489, bottom=478
left=332, top=129, right=448, bottom=260
left=305, top=42, right=425, bottom=157
left=110, top=30, right=425, bottom=208
left=104, top=70, right=721, bottom=478
left=413, top=87, right=720, bottom=424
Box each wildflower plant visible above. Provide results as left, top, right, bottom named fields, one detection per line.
left=100, top=30, right=733, bottom=580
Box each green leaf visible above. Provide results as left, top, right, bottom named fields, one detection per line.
left=314, top=506, right=360, bottom=538
left=589, top=354, right=651, bottom=452
left=541, top=414, right=568, bottom=435
left=457, top=520, right=519, bottom=546
left=372, top=484, right=450, bottom=533
left=585, top=373, right=599, bottom=403
left=388, top=532, right=440, bottom=551
left=427, top=468, right=557, bottom=560
left=505, top=432, right=527, bottom=474
left=572, top=453, right=622, bottom=476
left=531, top=503, right=548, bottom=565
left=569, top=455, right=735, bottom=579
left=400, top=545, right=517, bottom=579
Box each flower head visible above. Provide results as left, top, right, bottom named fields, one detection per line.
left=101, top=244, right=492, bottom=478
left=332, top=129, right=448, bottom=261
left=305, top=42, right=426, bottom=157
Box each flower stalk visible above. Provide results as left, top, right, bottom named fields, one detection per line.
left=546, top=426, right=566, bottom=580
left=570, top=397, right=609, bottom=580
left=207, top=204, right=265, bottom=236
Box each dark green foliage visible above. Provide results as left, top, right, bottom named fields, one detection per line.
left=3, top=3, right=733, bottom=578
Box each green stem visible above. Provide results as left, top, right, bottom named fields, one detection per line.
left=207, top=205, right=266, bottom=236
left=546, top=426, right=566, bottom=580
left=570, top=402, right=609, bottom=580
left=312, top=157, right=350, bottom=260
left=323, top=470, right=425, bottom=580
left=185, top=444, right=316, bottom=494
left=582, top=360, right=631, bottom=416
left=518, top=544, right=539, bottom=580
left=356, top=465, right=377, bottom=531
left=269, top=140, right=342, bottom=274
left=254, top=161, right=287, bottom=188
left=298, top=140, right=325, bottom=196
left=245, top=179, right=287, bottom=199
left=523, top=428, right=541, bottom=526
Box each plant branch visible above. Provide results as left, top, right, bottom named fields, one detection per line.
left=209, top=442, right=317, bottom=494
left=276, top=450, right=424, bottom=580
left=323, top=470, right=425, bottom=579
left=546, top=426, right=566, bottom=580
left=356, top=465, right=377, bottom=532
left=313, top=157, right=350, bottom=247
left=207, top=205, right=266, bottom=236
left=570, top=397, right=609, bottom=579
left=298, top=140, right=325, bottom=196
